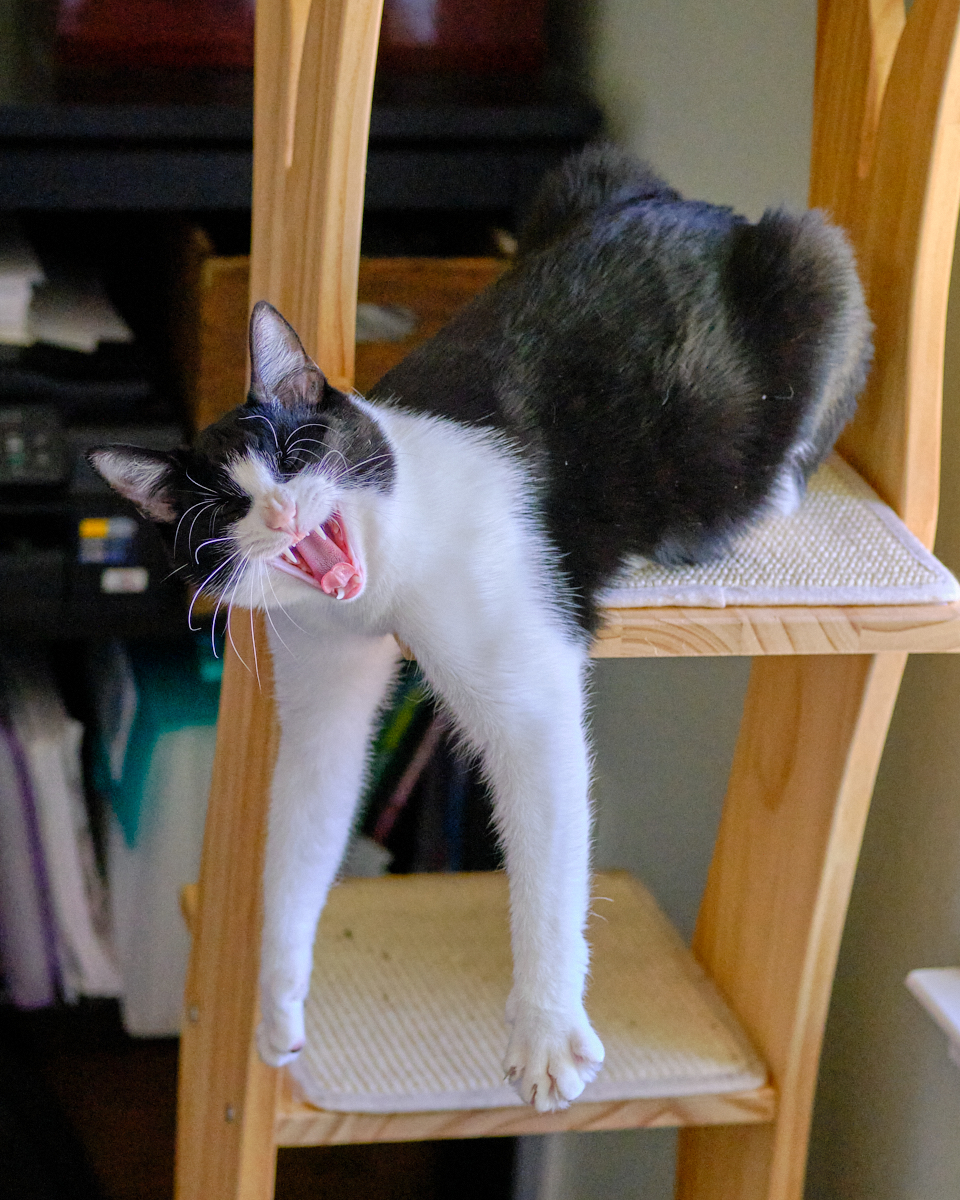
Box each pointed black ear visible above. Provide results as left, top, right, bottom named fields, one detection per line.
left=86, top=446, right=177, bottom=522
left=248, top=300, right=326, bottom=408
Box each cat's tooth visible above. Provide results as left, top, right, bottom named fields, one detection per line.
left=281, top=548, right=297, bottom=564
left=314, top=525, right=328, bottom=541
left=335, top=588, right=345, bottom=600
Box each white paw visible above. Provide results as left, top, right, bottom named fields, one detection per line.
left=256, top=999, right=306, bottom=1068
left=503, top=1006, right=605, bottom=1112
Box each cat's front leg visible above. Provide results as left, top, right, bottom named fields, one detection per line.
left=256, top=625, right=399, bottom=1067
left=494, top=679, right=606, bottom=1113
left=423, top=634, right=604, bottom=1112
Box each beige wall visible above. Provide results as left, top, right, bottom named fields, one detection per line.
left=520, top=2, right=960, bottom=1198
left=806, top=244, right=960, bottom=1200
left=583, top=0, right=814, bottom=220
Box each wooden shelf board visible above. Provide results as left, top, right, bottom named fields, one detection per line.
left=594, top=601, right=960, bottom=658
left=275, top=1078, right=777, bottom=1145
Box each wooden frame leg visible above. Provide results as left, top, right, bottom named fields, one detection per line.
left=175, top=620, right=282, bottom=1200
left=176, top=0, right=384, bottom=1193
left=676, top=652, right=907, bottom=1200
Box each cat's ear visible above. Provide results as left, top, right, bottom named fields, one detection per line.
left=248, top=301, right=326, bottom=409
left=86, top=446, right=177, bottom=523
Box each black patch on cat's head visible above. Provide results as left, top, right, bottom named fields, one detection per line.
left=235, top=300, right=394, bottom=490
left=87, top=302, right=395, bottom=598
left=86, top=440, right=253, bottom=593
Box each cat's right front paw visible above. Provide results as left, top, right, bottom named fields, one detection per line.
left=503, top=1005, right=605, bottom=1113
left=256, top=1000, right=306, bottom=1067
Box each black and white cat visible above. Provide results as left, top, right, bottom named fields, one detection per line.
left=90, top=147, right=871, bottom=1112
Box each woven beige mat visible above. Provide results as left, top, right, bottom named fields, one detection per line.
left=291, top=872, right=765, bottom=1113
left=599, top=455, right=958, bottom=609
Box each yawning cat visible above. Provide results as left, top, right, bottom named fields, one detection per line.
left=89, top=146, right=871, bottom=1111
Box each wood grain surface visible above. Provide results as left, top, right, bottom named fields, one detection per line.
left=593, top=600, right=960, bottom=658
left=276, top=1080, right=778, bottom=1146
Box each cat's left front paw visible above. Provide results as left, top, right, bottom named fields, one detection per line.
left=256, top=999, right=306, bottom=1068
left=503, top=1006, right=605, bottom=1113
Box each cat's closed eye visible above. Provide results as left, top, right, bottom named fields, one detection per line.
left=218, top=494, right=252, bottom=521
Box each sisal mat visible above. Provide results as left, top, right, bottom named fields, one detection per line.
left=598, top=455, right=959, bottom=609
left=291, top=871, right=766, bottom=1113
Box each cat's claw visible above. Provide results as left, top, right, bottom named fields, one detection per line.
left=503, top=1008, right=605, bottom=1113
left=256, top=1001, right=306, bottom=1068
left=256, top=1023, right=304, bottom=1067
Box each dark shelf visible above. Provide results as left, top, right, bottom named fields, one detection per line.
left=0, top=83, right=601, bottom=211
left=0, top=104, right=254, bottom=209
left=0, top=103, right=253, bottom=142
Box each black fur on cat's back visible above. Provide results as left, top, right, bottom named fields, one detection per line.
left=372, top=144, right=872, bottom=631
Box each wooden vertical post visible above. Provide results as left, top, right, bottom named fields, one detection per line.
left=175, top=3, right=384, bottom=1198
left=676, top=3, right=960, bottom=1191
left=175, top=618, right=283, bottom=1200
left=676, top=652, right=907, bottom=1200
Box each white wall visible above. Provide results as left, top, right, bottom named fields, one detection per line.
left=805, top=248, right=960, bottom=1200
left=583, top=0, right=814, bottom=221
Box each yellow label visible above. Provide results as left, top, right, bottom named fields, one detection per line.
left=79, top=518, right=110, bottom=539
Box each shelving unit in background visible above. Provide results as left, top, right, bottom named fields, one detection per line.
left=0, top=82, right=600, bottom=213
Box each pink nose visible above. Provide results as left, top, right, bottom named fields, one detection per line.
left=263, top=494, right=298, bottom=534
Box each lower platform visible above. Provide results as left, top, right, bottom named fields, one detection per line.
left=278, top=871, right=775, bottom=1144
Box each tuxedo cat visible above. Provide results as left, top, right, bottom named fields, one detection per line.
left=90, top=146, right=871, bottom=1112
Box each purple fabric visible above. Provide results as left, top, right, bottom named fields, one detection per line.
left=0, top=718, right=60, bottom=1004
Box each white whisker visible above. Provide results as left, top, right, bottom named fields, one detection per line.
left=174, top=499, right=214, bottom=551
left=193, top=534, right=235, bottom=563
left=185, top=471, right=217, bottom=495
left=187, top=547, right=243, bottom=630
left=259, top=564, right=295, bottom=655
left=240, top=412, right=280, bottom=449
left=185, top=501, right=217, bottom=554
left=262, top=561, right=309, bottom=636
left=249, top=598, right=261, bottom=689
left=223, top=551, right=256, bottom=676
left=208, top=548, right=246, bottom=656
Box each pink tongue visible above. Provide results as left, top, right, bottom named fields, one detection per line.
left=295, top=529, right=359, bottom=596
left=320, top=562, right=357, bottom=592
left=295, top=528, right=347, bottom=578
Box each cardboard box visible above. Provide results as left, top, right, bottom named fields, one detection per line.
left=173, top=228, right=506, bottom=431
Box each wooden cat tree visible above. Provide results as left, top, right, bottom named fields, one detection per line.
left=174, top=1, right=960, bottom=1197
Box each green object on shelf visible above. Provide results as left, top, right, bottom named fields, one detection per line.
left=93, top=639, right=221, bottom=846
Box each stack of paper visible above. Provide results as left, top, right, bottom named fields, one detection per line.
left=0, top=219, right=134, bottom=352
left=0, top=715, right=58, bottom=1008
left=0, top=219, right=45, bottom=346
left=30, top=275, right=134, bottom=353
left=0, top=648, right=121, bottom=1002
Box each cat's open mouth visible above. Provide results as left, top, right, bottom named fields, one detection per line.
left=271, top=512, right=363, bottom=600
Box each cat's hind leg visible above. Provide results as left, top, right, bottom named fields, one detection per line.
left=256, top=624, right=400, bottom=1067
